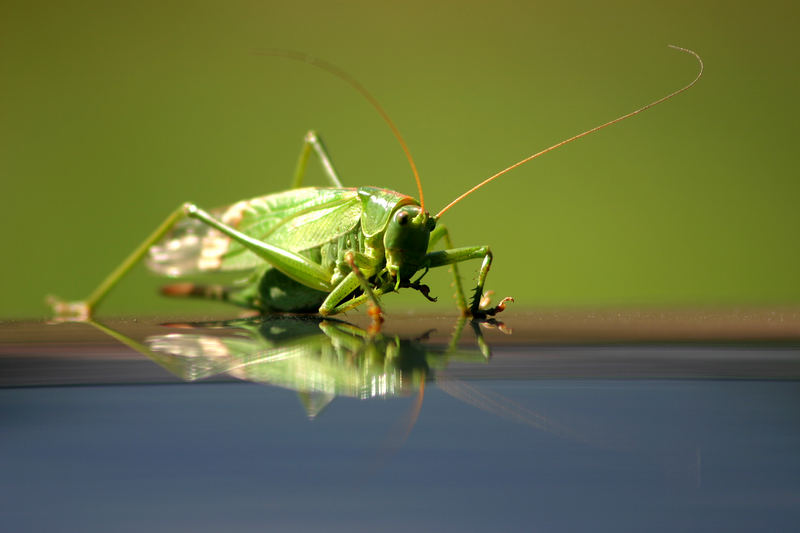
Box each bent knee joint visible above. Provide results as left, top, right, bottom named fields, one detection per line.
left=182, top=202, right=199, bottom=216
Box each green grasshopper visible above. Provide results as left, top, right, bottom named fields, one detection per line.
left=49, top=46, right=702, bottom=323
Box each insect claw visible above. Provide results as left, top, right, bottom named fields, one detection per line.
left=416, top=283, right=437, bottom=303
left=469, top=293, right=514, bottom=319
left=492, top=296, right=514, bottom=313
left=399, top=279, right=437, bottom=303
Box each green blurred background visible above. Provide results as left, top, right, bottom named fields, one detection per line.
left=2, top=0, right=799, bottom=319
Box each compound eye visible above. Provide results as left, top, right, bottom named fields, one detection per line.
left=396, top=210, right=409, bottom=225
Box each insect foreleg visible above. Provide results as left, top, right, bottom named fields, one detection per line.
left=48, top=204, right=190, bottom=321
left=425, top=246, right=512, bottom=318
left=292, top=130, right=343, bottom=188
left=427, top=224, right=468, bottom=314
left=183, top=204, right=332, bottom=291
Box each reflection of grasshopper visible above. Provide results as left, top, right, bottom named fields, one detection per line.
left=88, top=316, right=704, bottom=484
left=90, top=316, right=492, bottom=418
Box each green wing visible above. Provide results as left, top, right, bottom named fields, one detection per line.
left=148, top=187, right=360, bottom=276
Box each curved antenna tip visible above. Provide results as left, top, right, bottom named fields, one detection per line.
left=435, top=45, right=703, bottom=219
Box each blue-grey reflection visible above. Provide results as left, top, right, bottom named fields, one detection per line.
left=97, top=316, right=493, bottom=418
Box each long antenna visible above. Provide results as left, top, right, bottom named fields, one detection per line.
left=435, top=45, right=703, bottom=219
left=256, top=49, right=425, bottom=212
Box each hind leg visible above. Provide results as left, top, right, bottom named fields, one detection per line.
left=48, top=204, right=189, bottom=321
left=291, top=130, right=343, bottom=188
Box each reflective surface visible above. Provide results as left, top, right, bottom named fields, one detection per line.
left=2, top=312, right=800, bottom=532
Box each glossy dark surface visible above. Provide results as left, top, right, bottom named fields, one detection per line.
left=2, top=313, right=800, bottom=532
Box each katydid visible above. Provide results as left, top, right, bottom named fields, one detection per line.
left=48, top=46, right=702, bottom=323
